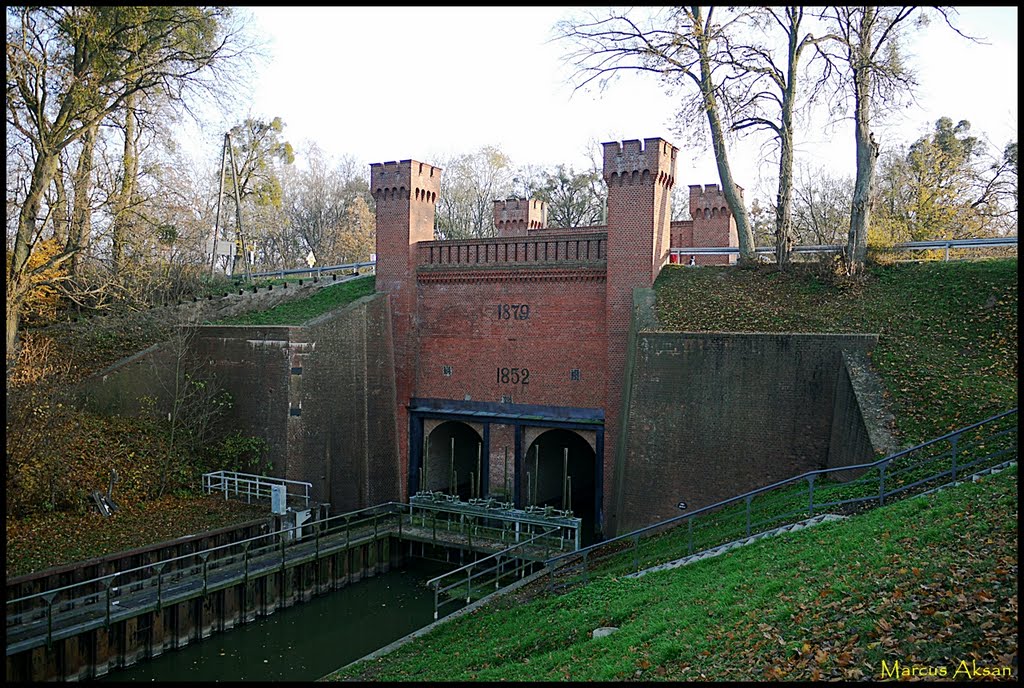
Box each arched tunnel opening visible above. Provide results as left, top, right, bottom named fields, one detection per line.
left=523, top=429, right=598, bottom=545
left=424, top=421, right=483, bottom=501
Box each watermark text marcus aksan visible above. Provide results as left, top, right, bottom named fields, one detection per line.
left=881, top=659, right=1015, bottom=680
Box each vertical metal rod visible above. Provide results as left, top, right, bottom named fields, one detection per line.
left=567, top=475, right=572, bottom=514
left=424, top=433, right=430, bottom=491
left=745, top=495, right=752, bottom=537
left=879, top=464, right=887, bottom=506
left=477, top=442, right=482, bottom=500
left=433, top=585, right=439, bottom=620
left=526, top=473, right=532, bottom=508
left=951, top=435, right=959, bottom=481
left=46, top=596, right=54, bottom=648
left=450, top=438, right=455, bottom=495
left=533, top=444, right=540, bottom=506
left=503, top=446, right=509, bottom=499
left=562, top=448, right=568, bottom=509
left=808, top=475, right=816, bottom=517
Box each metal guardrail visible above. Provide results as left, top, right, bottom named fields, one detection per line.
left=425, top=527, right=560, bottom=620
left=238, top=260, right=376, bottom=281
left=6, top=501, right=407, bottom=655
left=235, top=234, right=1015, bottom=281
left=6, top=492, right=581, bottom=654
left=202, top=470, right=313, bottom=510
left=671, top=236, right=1018, bottom=260
left=543, top=407, right=1017, bottom=589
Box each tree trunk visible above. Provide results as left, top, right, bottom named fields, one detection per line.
left=51, top=166, right=70, bottom=245
left=846, top=9, right=878, bottom=275
left=695, top=13, right=756, bottom=262
left=8, top=147, right=61, bottom=360
left=775, top=15, right=800, bottom=269
left=111, top=93, right=139, bottom=276
left=67, top=119, right=98, bottom=278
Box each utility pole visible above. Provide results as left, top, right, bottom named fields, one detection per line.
left=225, top=132, right=252, bottom=278
left=209, top=133, right=229, bottom=276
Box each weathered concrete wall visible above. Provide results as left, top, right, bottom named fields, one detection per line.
left=300, top=293, right=400, bottom=510
left=827, top=350, right=900, bottom=479
left=616, top=331, right=880, bottom=532
left=77, top=291, right=399, bottom=514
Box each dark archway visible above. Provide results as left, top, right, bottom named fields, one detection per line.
left=524, top=429, right=597, bottom=543
left=424, top=421, right=484, bottom=501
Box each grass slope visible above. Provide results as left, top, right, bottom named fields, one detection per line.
left=330, top=466, right=1017, bottom=682
left=213, top=275, right=375, bottom=326
left=654, top=259, right=1017, bottom=444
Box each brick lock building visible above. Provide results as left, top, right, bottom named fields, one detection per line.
left=371, top=137, right=739, bottom=539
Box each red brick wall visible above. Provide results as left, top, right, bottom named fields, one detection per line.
left=494, top=198, right=548, bottom=236
left=602, top=138, right=676, bottom=530
left=688, top=184, right=740, bottom=266
left=414, top=272, right=608, bottom=408
left=371, top=160, right=441, bottom=496
left=372, top=138, right=742, bottom=533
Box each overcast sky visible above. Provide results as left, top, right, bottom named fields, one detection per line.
left=188, top=6, right=1018, bottom=204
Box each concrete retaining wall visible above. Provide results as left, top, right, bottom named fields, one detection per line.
left=615, top=331, right=886, bottom=532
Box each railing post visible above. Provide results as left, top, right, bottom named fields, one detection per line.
left=280, top=532, right=287, bottom=571
left=879, top=462, right=888, bottom=506
left=632, top=535, right=640, bottom=570
left=242, top=543, right=250, bottom=584
left=688, top=518, right=694, bottom=555
left=155, top=562, right=165, bottom=610
left=201, top=552, right=210, bottom=596
left=807, top=475, right=816, bottom=517
left=583, top=550, right=590, bottom=584
left=44, top=592, right=56, bottom=649
left=466, top=566, right=472, bottom=604
left=433, top=583, right=439, bottom=620
left=951, top=434, right=959, bottom=481
left=104, top=578, right=114, bottom=628
left=745, top=495, right=753, bottom=537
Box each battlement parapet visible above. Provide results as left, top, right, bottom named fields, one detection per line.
left=370, top=159, right=442, bottom=203
left=688, top=183, right=744, bottom=217
left=494, top=197, right=548, bottom=236
left=417, top=233, right=606, bottom=270
left=602, top=138, right=677, bottom=187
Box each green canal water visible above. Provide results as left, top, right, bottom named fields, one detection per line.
left=99, top=558, right=458, bottom=682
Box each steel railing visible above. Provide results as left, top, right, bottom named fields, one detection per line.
left=543, top=408, right=1017, bottom=590
left=6, top=492, right=583, bottom=654
left=425, top=527, right=561, bottom=620
left=202, top=470, right=313, bottom=510
left=671, top=236, right=1018, bottom=261
left=238, top=260, right=376, bottom=281
left=5, top=502, right=408, bottom=655
left=232, top=235, right=1015, bottom=281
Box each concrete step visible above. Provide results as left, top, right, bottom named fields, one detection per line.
left=626, top=514, right=846, bottom=579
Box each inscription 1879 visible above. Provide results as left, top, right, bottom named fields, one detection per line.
left=495, top=303, right=530, bottom=320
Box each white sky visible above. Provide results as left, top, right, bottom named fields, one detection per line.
left=190, top=6, right=1018, bottom=205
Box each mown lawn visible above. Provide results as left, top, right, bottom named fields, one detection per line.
left=654, top=259, right=1017, bottom=444
left=213, top=275, right=375, bottom=326
left=328, top=465, right=1017, bottom=682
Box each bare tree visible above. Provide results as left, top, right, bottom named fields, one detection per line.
left=557, top=7, right=757, bottom=261
left=727, top=7, right=831, bottom=268
left=435, top=146, right=515, bottom=240
left=814, top=7, right=975, bottom=274
left=6, top=6, right=254, bottom=361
